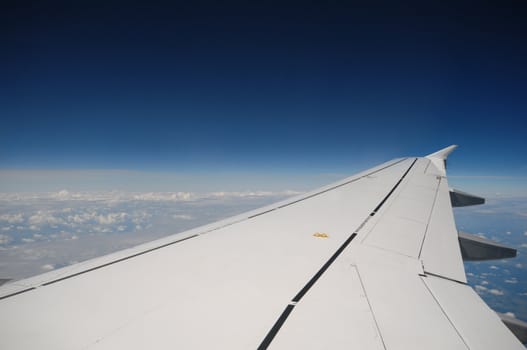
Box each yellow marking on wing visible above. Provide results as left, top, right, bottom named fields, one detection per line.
left=313, top=232, right=329, bottom=238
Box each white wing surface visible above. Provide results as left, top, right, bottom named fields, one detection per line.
left=0, top=147, right=524, bottom=349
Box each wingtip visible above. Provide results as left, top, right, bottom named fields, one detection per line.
left=426, top=145, right=458, bottom=160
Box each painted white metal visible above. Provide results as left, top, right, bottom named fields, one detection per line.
left=426, top=145, right=457, bottom=177
left=0, top=159, right=413, bottom=349
left=270, top=263, right=384, bottom=349
left=361, top=158, right=439, bottom=258
left=423, top=275, right=525, bottom=349
left=348, top=245, right=468, bottom=350
left=426, top=144, right=458, bottom=161
left=419, top=176, right=467, bottom=283
left=0, top=158, right=406, bottom=299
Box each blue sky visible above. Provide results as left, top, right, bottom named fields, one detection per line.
left=1, top=1, right=526, bottom=192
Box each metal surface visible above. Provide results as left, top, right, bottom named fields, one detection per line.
left=499, top=313, right=527, bottom=344
left=450, top=189, right=485, bottom=207
left=458, top=231, right=517, bottom=261
left=0, top=147, right=523, bottom=349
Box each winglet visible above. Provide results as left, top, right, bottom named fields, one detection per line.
left=426, top=145, right=458, bottom=160
left=425, top=145, right=458, bottom=176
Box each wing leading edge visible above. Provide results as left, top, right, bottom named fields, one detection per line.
left=0, top=146, right=523, bottom=349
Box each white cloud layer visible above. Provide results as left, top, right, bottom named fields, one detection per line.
left=0, top=190, right=298, bottom=280
left=488, top=289, right=504, bottom=296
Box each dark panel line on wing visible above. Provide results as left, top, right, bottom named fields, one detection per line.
left=248, top=208, right=276, bottom=219
left=196, top=159, right=410, bottom=237
left=0, top=287, right=36, bottom=301
left=424, top=272, right=467, bottom=285
left=355, top=268, right=387, bottom=350
left=277, top=158, right=408, bottom=210
left=258, top=232, right=358, bottom=349
left=370, top=158, right=417, bottom=216
left=1, top=158, right=412, bottom=301
left=257, top=304, right=296, bottom=350
left=417, top=177, right=442, bottom=259
left=258, top=158, right=418, bottom=348
left=292, top=233, right=357, bottom=302
left=420, top=276, right=470, bottom=349
left=42, top=234, right=199, bottom=286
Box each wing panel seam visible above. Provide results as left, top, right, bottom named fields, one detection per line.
left=420, top=276, right=470, bottom=349
left=257, top=157, right=419, bottom=348
left=257, top=233, right=358, bottom=350
left=276, top=158, right=409, bottom=211
left=417, top=177, right=442, bottom=259
left=355, top=266, right=388, bottom=350
left=0, top=287, right=36, bottom=301
left=370, top=158, right=418, bottom=216
left=41, top=234, right=200, bottom=287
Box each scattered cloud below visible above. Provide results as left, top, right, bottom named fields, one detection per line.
left=0, top=214, right=24, bottom=224
left=489, top=289, right=504, bottom=296
left=0, top=190, right=299, bottom=280
left=41, top=264, right=55, bottom=271
left=0, top=234, right=11, bottom=245
left=173, top=214, right=193, bottom=220
left=475, top=285, right=487, bottom=292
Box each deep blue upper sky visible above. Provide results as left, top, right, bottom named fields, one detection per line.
left=1, top=1, right=526, bottom=179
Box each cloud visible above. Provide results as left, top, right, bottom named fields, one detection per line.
left=0, top=189, right=298, bottom=280
left=0, top=190, right=299, bottom=203
left=0, top=213, right=24, bottom=224
left=505, top=312, right=516, bottom=318
left=173, top=214, right=192, bottom=220
left=475, top=285, right=487, bottom=292
left=41, top=264, right=55, bottom=271
left=28, top=211, right=64, bottom=226
left=131, top=192, right=194, bottom=201
left=53, top=189, right=70, bottom=199
left=489, top=289, right=504, bottom=296
left=0, top=234, right=11, bottom=244
left=96, top=212, right=128, bottom=225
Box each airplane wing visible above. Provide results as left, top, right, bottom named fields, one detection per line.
left=0, top=146, right=524, bottom=349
